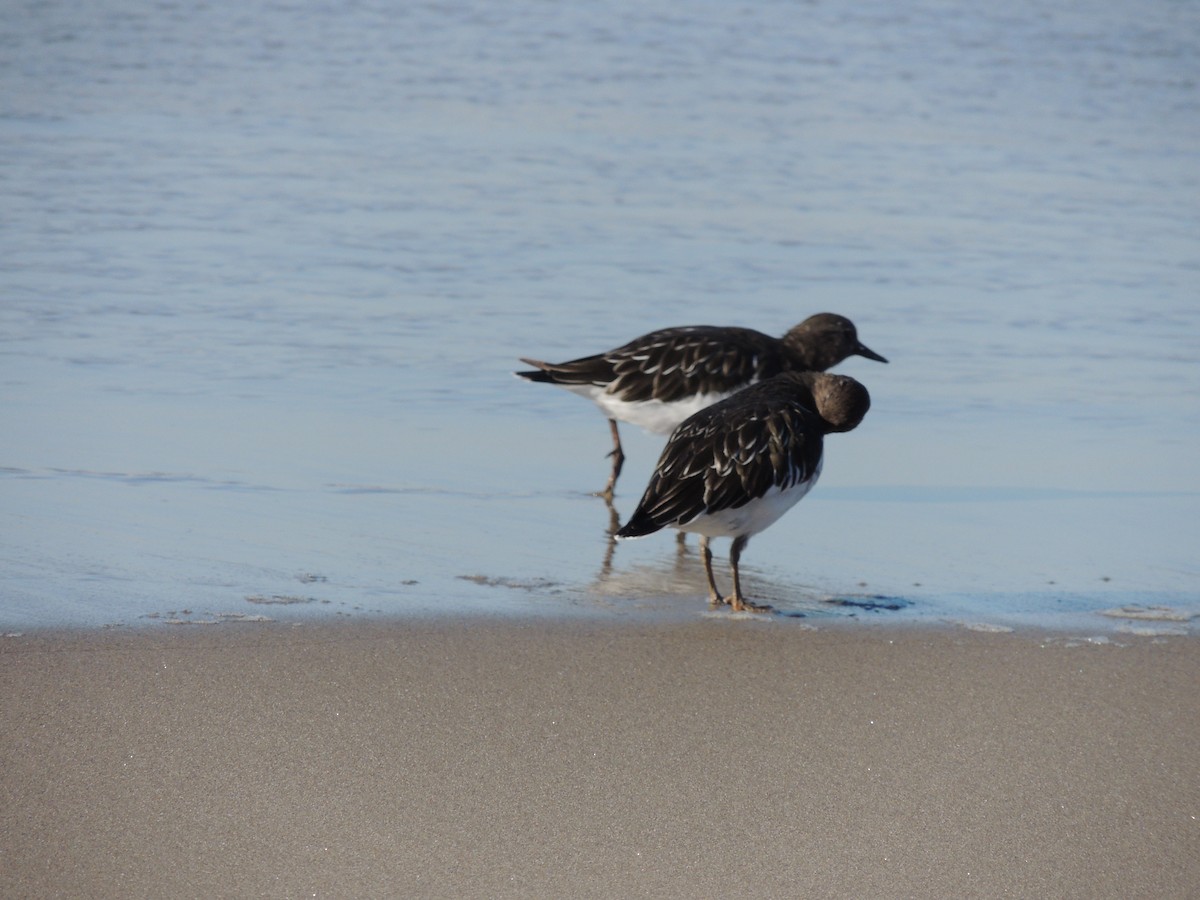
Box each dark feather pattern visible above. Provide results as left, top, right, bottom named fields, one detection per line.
left=605, top=327, right=789, bottom=402
left=519, top=326, right=789, bottom=402
left=517, top=315, right=885, bottom=404
left=616, top=373, right=842, bottom=537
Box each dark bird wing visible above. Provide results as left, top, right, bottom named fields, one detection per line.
left=517, top=326, right=786, bottom=401
left=616, top=385, right=824, bottom=537
left=605, top=326, right=785, bottom=402
left=515, top=353, right=615, bottom=387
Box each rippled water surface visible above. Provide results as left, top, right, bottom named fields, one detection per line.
left=3, top=0, right=1198, bottom=633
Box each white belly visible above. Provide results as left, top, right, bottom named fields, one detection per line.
left=562, top=384, right=738, bottom=435
left=678, top=457, right=823, bottom=539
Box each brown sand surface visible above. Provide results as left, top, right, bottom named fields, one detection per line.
left=1, top=619, right=1197, bottom=898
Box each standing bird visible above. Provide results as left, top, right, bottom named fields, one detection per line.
left=516, top=313, right=885, bottom=498
left=614, top=371, right=870, bottom=612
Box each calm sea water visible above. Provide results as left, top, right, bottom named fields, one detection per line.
left=3, top=0, right=1198, bottom=634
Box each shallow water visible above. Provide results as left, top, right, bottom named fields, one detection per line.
left=3, top=0, right=1198, bottom=634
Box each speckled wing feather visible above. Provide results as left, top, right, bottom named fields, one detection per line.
left=515, top=351, right=617, bottom=387
left=603, top=326, right=786, bottom=402
left=618, top=383, right=824, bottom=536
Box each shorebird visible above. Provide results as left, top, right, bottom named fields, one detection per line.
left=614, top=371, right=870, bottom=612
left=516, top=313, right=885, bottom=498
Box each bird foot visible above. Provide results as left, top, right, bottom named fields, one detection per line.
left=728, top=595, right=773, bottom=614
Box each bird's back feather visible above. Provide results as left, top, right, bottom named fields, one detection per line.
left=616, top=378, right=825, bottom=538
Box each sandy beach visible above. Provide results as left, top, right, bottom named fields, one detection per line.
left=1, top=618, right=1196, bottom=898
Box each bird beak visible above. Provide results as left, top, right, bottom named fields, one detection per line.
left=855, top=342, right=888, bottom=364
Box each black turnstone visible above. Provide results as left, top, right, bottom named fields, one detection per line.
left=516, top=313, right=885, bottom=498
left=614, top=371, right=870, bottom=612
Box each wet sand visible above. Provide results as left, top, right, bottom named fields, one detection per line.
left=2, top=619, right=1196, bottom=898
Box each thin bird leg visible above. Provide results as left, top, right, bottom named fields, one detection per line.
left=597, top=419, right=625, bottom=500
left=728, top=535, right=771, bottom=613
left=699, top=535, right=724, bottom=606
left=675, top=530, right=688, bottom=552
